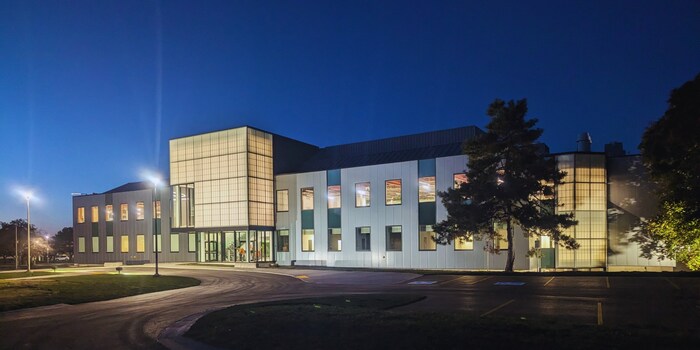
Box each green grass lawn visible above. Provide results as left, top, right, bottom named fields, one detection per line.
left=186, top=294, right=699, bottom=350
left=0, top=274, right=200, bottom=311
left=0, top=271, right=57, bottom=280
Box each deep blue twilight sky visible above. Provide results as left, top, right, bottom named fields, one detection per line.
left=1, top=0, right=699, bottom=236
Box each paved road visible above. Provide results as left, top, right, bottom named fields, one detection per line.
left=1, top=266, right=699, bottom=349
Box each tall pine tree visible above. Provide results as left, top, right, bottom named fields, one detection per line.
left=434, top=99, right=577, bottom=272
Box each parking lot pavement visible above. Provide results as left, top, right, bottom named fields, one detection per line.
left=394, top=274, right=700, bottom=329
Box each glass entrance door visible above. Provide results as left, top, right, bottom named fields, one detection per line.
left=203, top=232, right=220, bottom=262
left=257, top=231, right=272, bottom=262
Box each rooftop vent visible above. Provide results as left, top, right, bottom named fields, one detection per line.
left=577, top=132, right=592, bottom=152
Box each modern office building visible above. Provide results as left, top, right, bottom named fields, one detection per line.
left=73, top=125, right=674, bottom=271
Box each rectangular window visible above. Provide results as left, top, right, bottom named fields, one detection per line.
left=170, top=233, right=180, bottom=252
left=454, top=173, right=468, bottom=189
left=136, top=202, right=145, bottom=220
left=328, top=228, right=342, bottom=251
left=172, top=184, right=195, bottom=228
left=78, top=237, right=85, bottom=253
left=154, top=201, right=161, bottom=219
left=188, top=233, right=196, bottom=252
left=276, top=190, right=289, bottom=212
left=494, top=222, right=509, bottom=250
left=419, top=225, right=436, bottom=251
left=301, top=188, right=314, bottom=210
left=355, top=182, right=371, bottom=207
left=419, top=177, right=436, bottom=202
left=91, top=206, right=99, bottom=223
left=77, top=207, right=85, bottom=223
left=356, top=227, right=371, bottom=251
left=301, top=229, right=315, bottom=252
left=385, top=180, right=402, bottom=205
left=92, top=236, right=99, bottom=253
left=106, top=236, right=114, bottom=253
left=136, top=234, right=145, bottom=253
left=105, top=205, right=114, bottom=222
left=121, top=235, right=129, bottom=253
left=386, top=225, right=402, bottom=251
left=120, top=204, right=128, bottom=221
left=327, top=185, right=341, bottom=209
left=455, top=236, right=473, bottom=250
left=276, top=230, right=290, bottom=252
left=153, top=235, right=161, bottom=253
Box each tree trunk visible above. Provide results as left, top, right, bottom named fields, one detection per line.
left=505, top=219, right=515, bottom=272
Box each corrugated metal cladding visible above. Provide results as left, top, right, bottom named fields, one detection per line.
left=280, top=126, right=484, bottom=173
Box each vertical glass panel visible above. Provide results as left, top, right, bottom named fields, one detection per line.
left=234, top=231, right=248, bottom=261
left=419, top=225, right=436, bottom=251
left=355, top=182, right=371, bottom=207
left=153, top=235, right=162, bottom=253
left=77, top=207, right=85, bottom=223
left=188, top=232, right=196, bottom=252
left=136, top=202, right=145, bottom=220
left=105, top=205, right=113, bottom=222
left=92, top=236, right=99, bottom=253
left=120, top=204, right=128, bottom=221
left=91, top=206, right=99, bottom=223
left=170, top=233, right=180, bottom=252
left=301, top=188, right=314, bottom=210
left=276, top=190, right=289, bottom=212
left=328, top=228, right=342, bottom=251
left=355, top=227, right=371, bottom=251
left=454, top=236, right=473, bottom=250
left=106, top=236, right=114, bottom=253
left=386, top=226, right=402, bottom=251
left=301, top=229, right=315, bottom=252
left=418, top=177, right=436, bottom=203
left=136, top=234, right=145, bottom=253
left=276, top=230, right=289, bottom=252
left=121, top=235, right=129, bottom=253
left=328, top=185, right=341, bottom=209
left=385, top=180, right=402, bottom=205
left=78, top=237, right=85, bottom=253
left=454, top=173, right=468, bottom=189
left=154, top=201, right=161, bottom=219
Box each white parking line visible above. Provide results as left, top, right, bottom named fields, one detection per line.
left=664, top=277, right=680, bottom=290
left=597, top=301, right=603, bottom=325
left=480, top=299, right=515, bottom=318
left=544, top=276, right=555, bottom=286
left=606, top=276, right=610, bottom=289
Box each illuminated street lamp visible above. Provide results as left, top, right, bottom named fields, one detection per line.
left=145, top=175, right=162, bottom=277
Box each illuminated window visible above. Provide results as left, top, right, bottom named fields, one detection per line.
left=454, top=173, right=468, bottom=189
left=105, top=205, right=114, bottom=222
left=419, top=177, right=436, bottom=202
left=91, top=206, right=99, bottom=223
left=355, top=182, right=370, bottom=207
left=77, top=207, right=85, bottom=223
left=419, top=225, right=436, bottom=251
left=188, top=233, right=196, bottom=252
left=136, top=234, right=145, bottom=253
left=301, top=229, right=315, bottom=252
left=78, top=237, right=85, bottom=253
left=153, top=235, right=161, bottom=253
left=494, top=222, right=509, bottom=250
left=455, top=236, right=473, bottom=250
left=172, top=184, right=195, bottom=228
left=276, top=190, right=289, bottom=212
left=106, top=236, right=114, bottom=253
left=276, top=230, right=289, bottom=252
left=120, top=204, right=128, bottom=221
left=328, top=185, right=341, bottom=209
left=301, top=188, right=314, bottom=210
left=136, top=202, right=145, bottom=220
left=386, top=226, right=402, bottom=251
left=92, top=236, right=99, bottom=253
left=153, top=201, right=161, bottom=219
left=385, top=180, right=402, bottom=205
left=170, top=233, right=179, bottom=252
left=356, top=227, right=371, bottom=251
left=121, top=235, right=129, bottom=253
left=328, top=228, right=342, bottom=251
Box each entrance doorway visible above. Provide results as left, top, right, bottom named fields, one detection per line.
left=199, top=232, right=221, bottom=262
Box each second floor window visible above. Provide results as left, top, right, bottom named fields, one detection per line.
left=328, top=185, right=341, bottom=208
left=355, top=182, right=370, bottom=207
left=301, top=188, right=314, bottom=210
left=77, top=207, right=85, bottom=223
left=276, top=190, right=289, bottom=212
left=105, top=205, right=114, bottom=222
left=136, top=202, right=145, bottom=220
left=91, top=206, right=99, bottom=223
left=120, top=204, right=128, bottom=221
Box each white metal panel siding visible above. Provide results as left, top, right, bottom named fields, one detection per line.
left=275, top=174, right=297, bottom=265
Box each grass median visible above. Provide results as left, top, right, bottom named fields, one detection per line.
left=0, top=271, right=56, bottom=280
left=186, top=294, right=699, bottom=350
left=0, top=274, right=200, bottom=311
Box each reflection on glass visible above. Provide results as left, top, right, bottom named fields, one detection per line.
left=327, top=185, right=341, bottom=209
left=419, top=177, right=435, bottom=202
left=301, top=188, right=314, bottom=210
left=355, top=182, right=370, bottom=207
left=385, top=180, right=402, bottom=205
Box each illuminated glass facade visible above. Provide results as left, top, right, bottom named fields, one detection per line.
left=555, top=153, right=607, bottom=269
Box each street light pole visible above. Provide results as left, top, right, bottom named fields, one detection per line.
left=26, top=195, right=31, bottom=273
left=153, top=183, right=160, bottom=277
left=14, top=225, right=18, bottom=270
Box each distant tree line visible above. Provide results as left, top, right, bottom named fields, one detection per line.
left=0, top=220, right=73, bottom=265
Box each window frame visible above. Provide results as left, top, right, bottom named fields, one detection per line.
left=328, top=228, right=342, bottom=252
left=105, top=205, right=114, bottom=222
left=77, top=207, right=86, bottom=224
left=385, top=179, right=402, bottom=206
left=120, top=203, right=129, bottom=221
left=385, top=225, right=402, bottom=251
left=418, top=176, right=436, bottom=203
left=276, top=229, right=290, bottom=252
left=418, top=224, right=437, bottom=251
left=120, top=235, right=129, bottom=253
left=301, top=229, right=315, bottom=252
left=355, top=226, right=371, bottom=251
left=327, top=185, right=341, bottom=209
left=453, top=173, right=468, bottom=189
left=355, top=182, right=371, bottom=208
left=136, top=201, right=145, bottom=221
left=91, top=206, right=99, bottom=223
left=454, top=236, right=474, bottom=251
left=301, top=188, right=314, bottom=211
